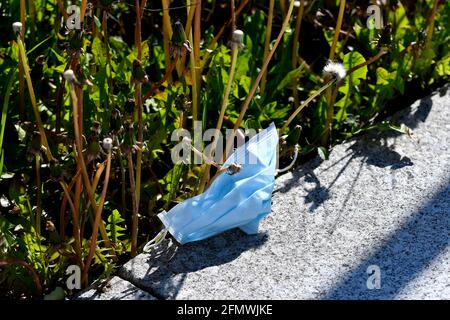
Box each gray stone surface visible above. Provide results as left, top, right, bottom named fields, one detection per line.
left=118, top=86, right=450, bottom=300
left=76, top=276, right=156, bottom=300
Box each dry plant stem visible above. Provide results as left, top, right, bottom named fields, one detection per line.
left=56, top=0, right=68, bottom=20
left=281, top=49, right=387, bottom=133
left=200, top=0, right=249, bottom=72
left=19, top=0, right=25, bottom=119
left=35, top=156, right=42, bottom=235
left=92, top=161, right=106, bottom=192
left=116, top=141, right=127, bottom=213
left=74, top=175, right=82, bottom=239
left=161, top=0, right=173, bottom=71
left=0, top=259, right=42, bottom=296
left=134, top=0, right=143, bottom=257
left=292, top=0, right=305, bottom=109
left=80, top=0, right=88, bottom=25
left=17, top=37, right=54, bottom=161
left=280, top=0, right=287, bottom=19
left=323, top=0, right=346, bottom=146
left=60, top=180, right=83, bottom=269
left=230, top=0, right=236, bottom=32
left=194, top=0, right=201, bottom=61
left=260, top=0, right=274, bottom=95
left=426, top=0, right=439, bottom=44
left=193, top=0, right=202, bottom=110
left=135, top=86, right=143, bottom=218
left=292, top=0, right=305, bottom=68
left=328, top=0, right=346, bottom=62
left=180, top=1, right=196, bottom=74
left=68, top=84, right=113, bottom=253
left=102, top=11, right=113, bottom=92
left=128, top=153, right=138, bottom=257
left=55, top=59, right=72, bottom=133
left=198, top=42, right=239, bottom=193
left=281, top=80, right=334, bottom=132
left=82, top=151, right=112, bottom=285
left=28, top=0, right=36, bottom=40
left=140, top=0, right=148, bottom=18
left=187, top=0, right=199, bottom=122
left=143, top=60, right=177, bottom=101
left=223, top=0, right=296, bottom=161
left=59, top=169, right=81, bottom=238
left=348, top=49, right=386, bottom=75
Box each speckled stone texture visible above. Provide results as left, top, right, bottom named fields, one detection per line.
left=116, top=86, right=450, bottom=300
left=76, top=276, right=156, bottom=300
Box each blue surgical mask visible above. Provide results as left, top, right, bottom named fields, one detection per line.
left=154, top=123, right=278, bottom=245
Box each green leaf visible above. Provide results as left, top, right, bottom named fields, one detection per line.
left=276, top=63, right=304, bottom=91
left=387, top=2, right=411, bottom=41
left=435, top=55, right=450, bottom=77
left=107, top=209, right=126, bottom=243
left=344, top=51, right=367, bottom=83
left=14, top=124, right=27, bottom=142
left=92, top=37, right=107, bottom=66
left=318, top=146, right=329, bottom=160
left=376, top=67, right=390, bottom=85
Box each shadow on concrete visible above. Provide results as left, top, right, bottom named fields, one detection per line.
left=274, top=90, right=442, bottom=211
left=276, top=133, right=414, bottom=214
left=323, top=180, right=450, bottom=299
left=126, top=230, right=268, bottom=299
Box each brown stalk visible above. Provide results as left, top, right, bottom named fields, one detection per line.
left=19, top=0, right=25, bottom=119
left=199, top=0, right=249, bottom=72
left=292, top=0, right=305, bottom=110
left=59, top=168, right=81, bottom=238
left=60, top=181, right=83, bottom=269
left=222, top=0, right=296, bottom=161
left=128, top=152, right=138, bottom=256
left=81, top=150, right=112, bottom=286
left=260, top=0, right=275, bottom=95
left=68, top=82, right=114, bottom=254
left=323, top=0, right=346, bottom=146
left=0, top=259, right=42, bottom=296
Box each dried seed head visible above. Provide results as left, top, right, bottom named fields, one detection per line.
left=230, top=29, right=244, bottom=48
left=63, top=69, right=76, bottom=82
left=35, top=55, right=46, bottom=65
left=323, top=61, right=347, bottom=82
left=174, top=93, right=192, bottom=112
left=12, top=22, right=22, bottom=35
left=102, top=137, right=113, bottom=151
left=91, top=121, right=102, bottom=136
left=46, top=221, right=56, bottom=232
left=227, top=162, right=242, bottom=175
left=110, top=108, right=122, bottom=134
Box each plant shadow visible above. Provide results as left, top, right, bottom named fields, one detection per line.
left=276, top=132, right=414, bottom=214
left=323, top=180, right=450, bottom=299
left=124, top=229, right=268, bottom=299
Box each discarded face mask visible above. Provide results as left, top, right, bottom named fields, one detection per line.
left=146, top=123, right=279, bottom=248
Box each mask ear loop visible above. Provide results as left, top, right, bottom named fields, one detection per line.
left=143, top=228, right=169, bottom=253
left=276, top=144, right=299, bottom=175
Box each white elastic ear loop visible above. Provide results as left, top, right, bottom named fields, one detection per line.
left=276, top=144, right=299, bottom=175
left=143, top=228, right=168, bottom=253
